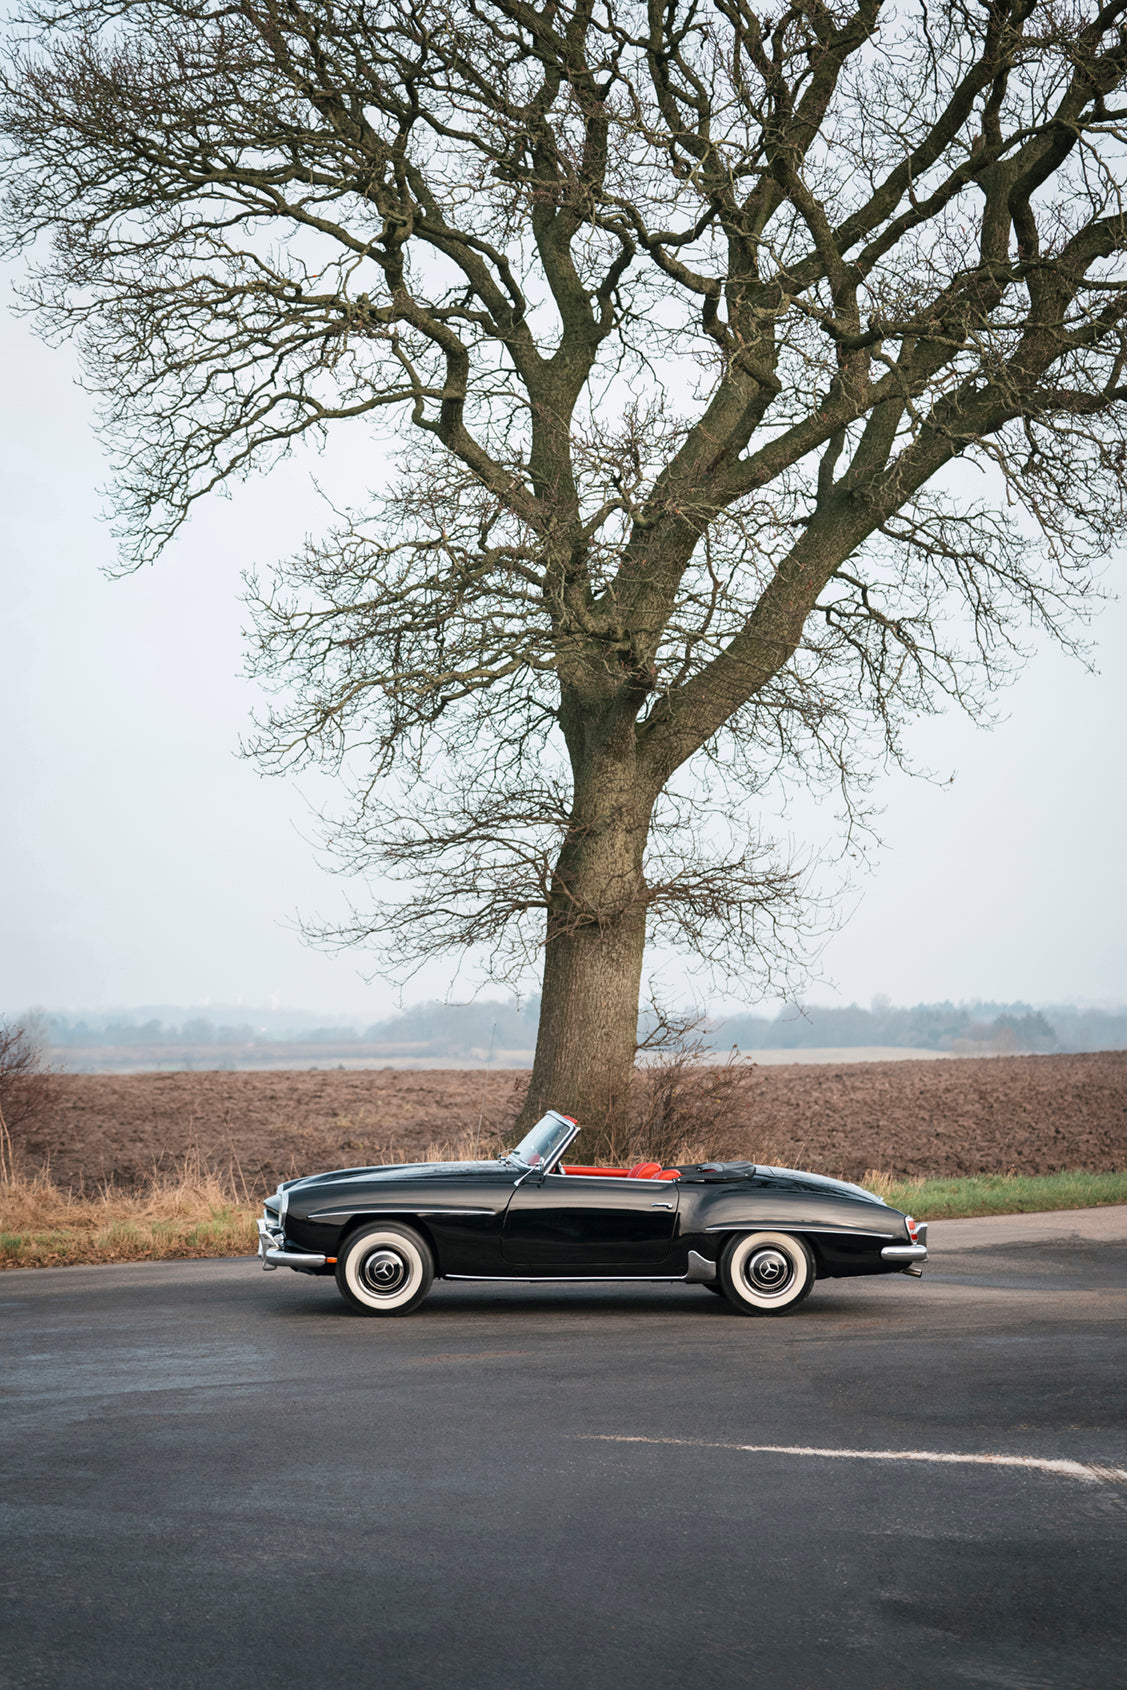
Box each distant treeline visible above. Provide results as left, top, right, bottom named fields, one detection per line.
left=713, top=1002, right=1127, bottom=1054
left=36, top=997, right=1127, bottom=1056
left=39, top=999, right=540, bottom=1058
left=43, top=1014, right=376, bottom=1049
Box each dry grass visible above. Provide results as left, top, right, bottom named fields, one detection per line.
left=0, top=1157, right=258, bottom=1269
left=1, top=1103, right=259, bottom=1268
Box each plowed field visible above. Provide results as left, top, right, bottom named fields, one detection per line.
left=11, top=1051, right=1126, bottom=1192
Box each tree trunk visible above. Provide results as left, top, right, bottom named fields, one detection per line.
left=518, top=901, right=648, bottom=1158
left=515, top=725, right=654, bottom=1158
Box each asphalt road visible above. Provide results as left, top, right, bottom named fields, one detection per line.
left=3, top=1230, right=1125, bottom=1690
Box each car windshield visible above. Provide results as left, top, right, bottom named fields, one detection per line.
left=505, top=1111, right=577, bottom=1171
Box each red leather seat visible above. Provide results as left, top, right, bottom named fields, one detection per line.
left=559, top=1162, right=679, bottom=1180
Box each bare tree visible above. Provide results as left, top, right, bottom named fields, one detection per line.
left=0, top=1018, right=54, bottom=1141
left=4, top=0, right=1127, bottom=1144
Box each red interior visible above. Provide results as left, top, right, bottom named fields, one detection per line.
left=560, top=1164, right=680, bottom=1181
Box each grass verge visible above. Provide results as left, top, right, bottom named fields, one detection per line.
left=0, top=1143, right=258, bottom=1269
left=861, top=1167, right=1127, bottom=1220
left=0, top=1206, right=258, bottom=1269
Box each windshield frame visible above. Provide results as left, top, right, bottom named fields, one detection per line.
left=503, top=1110, right=579, bottom=1175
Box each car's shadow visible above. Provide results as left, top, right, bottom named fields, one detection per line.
left=258, top=1276, right=915, bottom=1324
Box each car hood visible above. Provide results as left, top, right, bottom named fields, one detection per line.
left=280, top=1159, right=506, bottom=1194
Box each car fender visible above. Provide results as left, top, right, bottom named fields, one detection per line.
left=316, top=1209, right=444, bottom=1274
left=684, top=1190, right=904, bottom=1278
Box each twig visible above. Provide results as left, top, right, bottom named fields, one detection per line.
left=476, top=1020, right=499, bottom=1144
left=0, top=1099, right=11, bottom=1187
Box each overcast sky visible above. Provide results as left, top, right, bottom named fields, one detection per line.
left=3, top=300, right=1125, bottom=1024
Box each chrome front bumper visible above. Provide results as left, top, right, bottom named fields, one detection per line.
left=256, top=1218, right=327, bottom=1272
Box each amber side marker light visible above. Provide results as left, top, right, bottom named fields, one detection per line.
left=325, top=1258, right=337, bottom=1264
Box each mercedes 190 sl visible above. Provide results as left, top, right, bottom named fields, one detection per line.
left=255, top=1109, right=928, bottom=1316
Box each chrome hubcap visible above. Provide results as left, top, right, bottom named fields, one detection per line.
left=744, top=1246, right=793, bottom=1296
left=360, top=1247, right=411, bottom=1296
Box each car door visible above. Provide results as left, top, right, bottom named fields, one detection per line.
left=501, top=1174, right=679, bottom=1271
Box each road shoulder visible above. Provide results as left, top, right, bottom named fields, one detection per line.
left=927, top=1204, right=1127, bottom=1251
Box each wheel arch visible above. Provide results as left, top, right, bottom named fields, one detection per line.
left=708, top=1226, right=827, bottom=1279
left=333, top=1212, right=442, bottom=1276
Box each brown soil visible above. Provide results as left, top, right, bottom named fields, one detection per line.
left=750, top=1050, right=1127, bottom=1180
left=14, top=1068, right=529, bottom=1195
left=9, top=1051, right=1126, bottom=1192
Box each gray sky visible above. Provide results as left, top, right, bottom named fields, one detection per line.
left=2, top=304, right=1125, bottom=1023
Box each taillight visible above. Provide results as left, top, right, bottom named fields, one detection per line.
left=904, top=1215, right=920, bottom=1243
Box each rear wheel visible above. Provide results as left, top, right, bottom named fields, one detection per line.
left=335, top=1222, right=434, bottom=1316
left=719, top=1231, right=814, bottom=1317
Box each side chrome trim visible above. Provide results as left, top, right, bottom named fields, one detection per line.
left=880, top=1243, right=928, bottom=1262
left=416, top=1208, right=496, bottom=1218
left=704, top=1223, right=895, bottom=1238
left=797, top=1225, right=897, bottom=1238
left=684, top=1250, right=717, bottom=1284
left=444, top=1273, right=688, bottom=1283
left=307, top=1206, right=497, bottom=1221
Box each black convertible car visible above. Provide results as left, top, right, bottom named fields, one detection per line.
left=256, top=1109, right=928, bottom=1316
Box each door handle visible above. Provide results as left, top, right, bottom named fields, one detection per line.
left=650, top=1201, right=675, bottom=1209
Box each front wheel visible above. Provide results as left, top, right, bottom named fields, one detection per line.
left=335, top=1222, right=434, bottom=1316
left=719, top=1231, right=814, bottom=1317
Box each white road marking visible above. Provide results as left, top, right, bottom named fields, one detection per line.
left=578, top=1435, right=1127, bottom=1486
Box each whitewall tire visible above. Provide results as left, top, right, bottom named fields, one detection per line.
left=719, top=1231, right=814, bottom=1317
left=335, top=1222, right=434, bottom=1316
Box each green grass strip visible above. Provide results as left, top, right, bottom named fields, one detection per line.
left=867, top=1168, right=1127, bottom=1220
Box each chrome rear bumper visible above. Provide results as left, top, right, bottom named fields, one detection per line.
left=881, top=1243, right=928, bottom=1262
left=881, top=1228, right=928, bottom=1276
